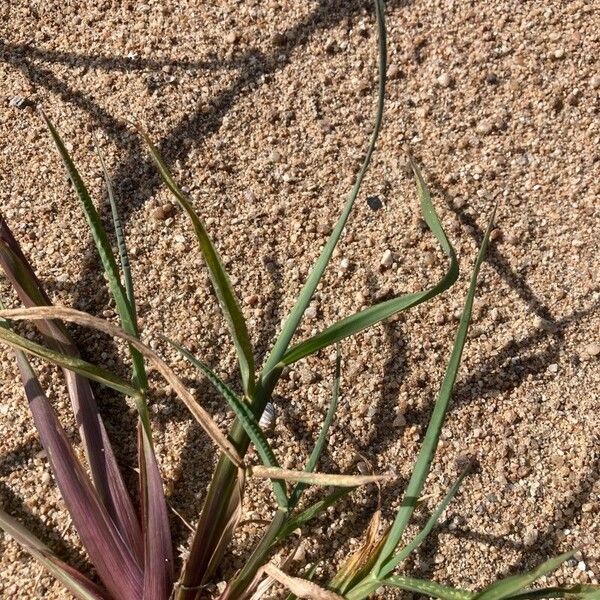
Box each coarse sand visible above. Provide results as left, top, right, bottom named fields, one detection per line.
left=0, top=0, right=599, bottom=598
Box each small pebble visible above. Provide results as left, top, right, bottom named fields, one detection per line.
left=553, top=48, right=565, bottom=59
left=591, top=75, right=600, bottom=89
left=151, top=205, right=175, bottom=221
left=476, top=119, right=494, bottom=135
left=548, top=363, right=559, bottom=373
left=387, top=64, right=400, bottom=79
left=380, top=249, right=394, bottom=268
left=267, top=149, right=281, bottom=163
left=583, top=343, right=600, bottom=357
left=533, top=316, right=559, bottom=333
left=305, top=304, right=317, bottom=319
left=244, top=189, right=256, bottom=202
left=339, top=257, right=350, bottom=271
left=41, top=472, right=51, bottom=485
left=367, top=196, right=383, bottom=211
left=437, top=72, right=452, bottom=88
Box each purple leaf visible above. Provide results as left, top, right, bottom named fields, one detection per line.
left=14, top=349, right=144, bottom=599
left=140, top=428, right=173, bottom=599
left=0, top=217, right=143, bottom=562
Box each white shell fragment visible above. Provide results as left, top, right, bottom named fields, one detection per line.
left=259, top=401, right=276, bottom=431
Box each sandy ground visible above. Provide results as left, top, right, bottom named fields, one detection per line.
left=0, top=0, right=599, bottom=598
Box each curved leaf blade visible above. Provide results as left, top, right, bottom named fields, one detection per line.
left=260, top=0, right=387, bottom=380
left=375, top=205, right=497, bottom=577
left=279, top=159, right=458, bottom=368
left=137, top=127, right=255, bottom=398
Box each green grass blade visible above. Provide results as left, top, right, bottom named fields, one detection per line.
left=40, top=111, right=149, bottom=413
left=375, top=206, right=497, bottom=577
left=473, top=552, right=576, bottom=600
left=94, top=137, right=136, bottom=318
left=0, top=509, right=108, bottom=600
left=260, top=0, right=387, bottom=379
left=384, top=467, right=468, bottom=573
left=276, top=487, right=353, bottom=543
left=279, top=159, right=458, bottom=368
left=289, top=343, right=341, bottom=509
left=382, top=575, right=474, bottom=600
left=137, top=128, right=255, bottom=398
left=162, top=335, right=287, bottom=509
left=0, top=321, right=141, bottom=399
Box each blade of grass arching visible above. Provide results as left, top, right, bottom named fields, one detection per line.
left=0, top=305, right=242, bottom=466
left=0, top=509, right=108, bottom=600
left=0, top=323, right=141, bottom=398
left=140, top=428, right=174, bottom=600
left=137, top=127, right=255, bottom=399
left=12, top=350, right=143, bottom=598
left=473, top=551, right=576, bottom=600
left=289, top=344, right=341, bottom=510
left=374, top=206, right=497, bottom=578
left=163, top=335, right=288, bottom=509
left=94, top=137, right=136, bottom=318
left=277, top=158, right=458, bottom=369
left=0, top=221, right=142, bottom=559
left=40, top=111, right=148, bottom=404
left=261, top=0, right=387, bottom=381
left=275, top=488, right=353, bottom=543
left=384, top=466, right=469, bottom=573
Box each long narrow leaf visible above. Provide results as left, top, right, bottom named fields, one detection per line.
left=94, top=137, right=136, bottom=317
left=140, top=428, right=174, bottom=599
left=40, top=111, right=148, bottom=394
left=0, top=305, right=242, bottom=466
left=162, top=335, right=287, bottom=508
left=289, top=344, right=341, bottom=509
left=375, top=205, right=497, bottom=577
left=384, top=467, right=469, bottom=573
left=0, top=509, right=107, bottom=600
left=137, top=126, right=255, bottom=398
left=381, top=575, right=474, bottom=600
left=0, top=322, right=141, bottom=398
left=505, top=585, right=600, bottom=600
left=260, top=0, right=387, bottom=380
left=278, top=159, right=458, bottom=369
left=94, top=139, right=173, bottom=596
left=0, top=220, right=142, bottom=558
left=13, top=350, right=143, bottom=598
left=473, top=551, right=576, bottom=600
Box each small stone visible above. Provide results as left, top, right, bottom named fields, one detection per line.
left=305, top=304, right=318, bottom=319
left=552, top=96, right=564, bottom=112
left=339, top=257, right=350, bottom=271
left=553, top=48, right=565, bottom=59
left=485, top=72, right=499, bottom=85
left=591, top=75, right=600, bottom=90
left=548, top=363, right=559, bottom=373
left=244, top=189, right=256, bottom=202
left=533, top=316, right=559, bottom=333
left=380, top=249, right=394, bottom=269
left=300, top=368, right=317, bottom=385
left=437, top=72, right=452, bottom=88
left=41, top=472, right=51, bottom=485
left=490, top=228, right=503, bottom=242
left=387, top=64, right=401, bottom=79
left=245, top=294, right=258, bottom=306
left=583, top=343, right=600, bottom=357
left=226, top=31, right=238, bottom=44
left=476, top=119, right=494, bottom=135
left=367, top=196, right=383, bottom=211
left=267, top=149, right=281, bottom=163
left=523, top=527, right=538, bottom=547
left=577, top=561, right=587, bottom=572
left=151, top=205, right=174, bottom=221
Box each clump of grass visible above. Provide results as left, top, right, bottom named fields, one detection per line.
left=0, top=2, right=595, bottom=599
